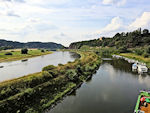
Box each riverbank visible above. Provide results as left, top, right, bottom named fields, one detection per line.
left=0, top=49, right=52, bottom=63
left=0, top=51, right=101, bottom=113
left=120, top=53, right=150, bottom=68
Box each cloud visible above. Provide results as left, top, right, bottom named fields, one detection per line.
left=129, top=12, right=150, bottom=30
left=5, top=10, right=20, bottom=17
left=102, top=0, right=126, bottom=6
left=0, top=0, right=25, bottom=3
left=92, top=16, right=125, bottom=37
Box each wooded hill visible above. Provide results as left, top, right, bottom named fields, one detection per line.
left=69, top=29, right=150, bottom=49
left=0, top=39, right=64, bottom=50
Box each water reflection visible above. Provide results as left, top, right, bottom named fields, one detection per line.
left=47, top=58, right=150, bottom=113
left=0, top=52, right=79, bottom=82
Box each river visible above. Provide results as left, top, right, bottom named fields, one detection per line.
left=0, top=51, right=79, bottom=82
left=47, top=58, right=150, bottom=113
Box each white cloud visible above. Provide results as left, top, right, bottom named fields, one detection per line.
left=93, top=16, right=125, bottom=37
left=129, top=12, right=150, bottom=30
left=102, top=0, right=126, bottom=6
left=102, top=0, right=114, bottom=5
left=100, top=17, right=123, bottom=33
left=91, top=12, right=150, bottom=38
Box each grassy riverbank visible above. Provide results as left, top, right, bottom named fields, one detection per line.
left=120, top=53, right=150, bottom=68
left=0, top=49, right=52, bottom=63
left=0, top=51, right=101, bottom=113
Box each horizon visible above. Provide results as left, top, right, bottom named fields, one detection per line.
left=0, top=0, right=150, bottom=46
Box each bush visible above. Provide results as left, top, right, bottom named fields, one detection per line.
left=41, top=50, right=45, bottom=52
left=21, top=48, right=28, bottom=54
left=119, top=46, right=128, bottom=53
left=42, top=71, right=53, bottom=79
left=42, top=65, right=56, bottom=71
left=146, top=46, right=150, bottom=54
left=47, top=70, right=58, bottom=77
left=5, top=52, right=12, bottom=55
left=58, top=63, right=63, bottom=66
left=66, top=69, right=77, bottom=81
left=25, top=108, right=38, bottom=113
left=134, top=49, right=144, bottom=55
left=143, top=53, right=149, bottom=58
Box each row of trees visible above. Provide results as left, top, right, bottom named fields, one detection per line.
left=4, top=48, right=46, bottom=56
left=69, top=28, right=150, bottom=49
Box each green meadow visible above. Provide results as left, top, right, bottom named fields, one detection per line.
left=0, top=49, right=52, bottom=62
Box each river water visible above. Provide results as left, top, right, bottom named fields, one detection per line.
left=47, top=58, right=150, bottom=113
left=0, top=51, right=79, bottom=82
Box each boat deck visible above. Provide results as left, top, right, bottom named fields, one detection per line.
left=140, top=103, right=150, bottom=113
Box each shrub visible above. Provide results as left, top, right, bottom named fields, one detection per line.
left=143, top=53, right=149, bottom=58
left=47, top=70, right=58, bottom=77
left=146, top=46, right=150, bottom=54
left=42, top=65, right=56, bottom=71
left=119, top=46, right=128, bottom=53
left=66, top=69, right=77, bottom=81
left=58, top=63, right=63, bottom=66
left=5, top=52, right=12, bottom=55
left=76, top=65, right=83, bottom=74
left=25, top=108, right=38, bottom=113
left=41, top=50, right=45, bottom=52
left=42, top=71, right=53, bottom=79
left=21, top=48, right=28, bottom=54
left=134, top=49, right=144, bottom=55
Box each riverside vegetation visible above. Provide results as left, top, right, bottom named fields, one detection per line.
left=0, top=51, right=101, bottom=113
left=0, top=49, right=52, bottom=62
left=69, top=28, right=150, bottom=68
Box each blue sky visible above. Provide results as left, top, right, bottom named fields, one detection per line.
left=0, top=0, right=150, bottom=46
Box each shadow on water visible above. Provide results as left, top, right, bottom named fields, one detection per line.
left=47, top=58, right=150, bottom=113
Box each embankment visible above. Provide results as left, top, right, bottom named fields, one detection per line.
left=0, top=51, right=101, bottom=113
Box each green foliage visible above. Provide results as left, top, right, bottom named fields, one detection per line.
left=80, top=45, right=90, bottom=51
left=134, top=49, right=144, bottom=55
left=143, top=53, right=149, bottom=58
left=119, top=46, right=128, bottom=53
left=146, top=46, right=150, bottom=54
left=5, top=52, right=12, bottom=55
left=42, top=65, right=56, bottom=71
left=25, top=108, right=38, bottom=113
left=58, top=63, right=64, bottom=66
left=66, top=69, right=77, bottom=81
left=79, top=75, right=86, bottom=81
left=42, top=71, right=53, bottom=79
left=21, top=48, right=28, bottom=54
left=0, top=51, right=100, bottom=113
left=41, top=50, right=45, bottom=52
left=143, top=29, right=149, bottom=35
left=69, top=28, right=150, bottom=49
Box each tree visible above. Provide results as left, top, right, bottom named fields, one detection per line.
left=21, top=48, right=28, bottom=54
left=146, top=46, right=150, bottom=54
left=41, top=49, right=45, bottom=52
left=5, top=52, right=12, bottom=55
left=119, top=46, right=128, bottom=53
left=143, top=29, right=149, bottom=35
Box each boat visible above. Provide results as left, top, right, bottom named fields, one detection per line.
left=21, top=59, right=28, bottom=62
left=134, top=90, right=150, bottom=113
left=132, top=63, right=138, bottom=70
left=138, top=65, right=148, bottom=73
left=0, top=66, right=4, bottom=68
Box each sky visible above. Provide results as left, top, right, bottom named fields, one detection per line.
left=0, top=0, right=150, bottom=46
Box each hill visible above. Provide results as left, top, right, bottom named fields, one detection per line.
left=0, top=39, right=64, bottom=50
left=69, top=28, right=150, bottom=49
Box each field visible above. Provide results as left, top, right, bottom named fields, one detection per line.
left=0, top=49, right=52, bottom=62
